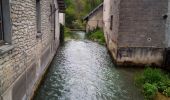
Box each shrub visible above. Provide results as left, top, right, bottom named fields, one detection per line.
left=135, top=67, right=170, bottom=98
left=157, top=81, right=168, bottom=93
left=135, top=68, right=164, bottom=87
left=86, top=28, right=105, bottom=45
left=143, top=83, right=158, bottom=100
left=143, top=68, right=164, bottom=84
left=163, top=87, right=170, bottom=97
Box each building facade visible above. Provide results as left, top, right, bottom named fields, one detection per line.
left=59, top=13, right=65, bottom=25
left=165, top=1, right=170, bottom=68
left=0, top=0, right=64, bottom=100
left=103, top=0, right=169, bottom=66
left=84, top=3, right=103, bottom=32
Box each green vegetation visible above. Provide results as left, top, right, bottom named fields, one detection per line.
left=65, top=0, right=103, bottom=29
left=86, top=28, right=105, bottom=45
left=64, top=0, right=103, bottom=40
left=135, top=67, right=170, bottom=100
left=143, top=83, right=158, bottom=99
left=64, top=27, right=80, bottom=40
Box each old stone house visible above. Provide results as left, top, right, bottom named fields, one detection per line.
left=59, top=13, right=65, bottom=25
left=0, top=0, right=65, bottom=100
left=103, top=0, right=169, bottom=67
left=84, top=3, right=103, bottom=32
left=165, top=1, right=170, bottom=68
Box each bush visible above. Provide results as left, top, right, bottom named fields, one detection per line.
left=143, top=68, right=164, bottom=84
left=143, top=83, right=158, bottom=100
left=135, top=68, right=165, bottom=87
left=135, top=67, right=170, bottom=98
left=163, top=87, right=170, bottom=97
left=86, top=28, right=105, bottom=45
left=157, top=81, right=168, bottom=93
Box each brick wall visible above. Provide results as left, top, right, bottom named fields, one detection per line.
left=0, top=0, right=60, bottom=99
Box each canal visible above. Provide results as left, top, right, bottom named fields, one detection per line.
left=33, top=32, right=144, bottom=100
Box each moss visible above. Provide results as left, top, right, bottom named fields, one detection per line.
left=86, top=28, right=105, bottom=45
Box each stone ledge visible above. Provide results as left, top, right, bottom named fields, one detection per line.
left=0, top=44, right=14, bottom=55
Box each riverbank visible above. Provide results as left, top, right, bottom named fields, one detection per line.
left=86, top=28, right=105, bottom=45
left=135, top=67, right=170, bottom=100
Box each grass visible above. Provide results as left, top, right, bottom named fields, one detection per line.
left=86, top=28, right=105, bottom=45
left=135, top=67, right=170, bottom=100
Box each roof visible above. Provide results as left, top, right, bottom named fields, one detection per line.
left=83, top=3, right=103, bottom=20
left=57, top=0, right=65, bottom=13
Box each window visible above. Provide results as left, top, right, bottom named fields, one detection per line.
left=0, top=0, right=12, bottom=45
left=0, top=0, right=3, bottom=44
left=110, top=15, right=113, bottom=30
left=50, top=4, right=56, bottom=40
left=36, top=0, right=41, bottom=33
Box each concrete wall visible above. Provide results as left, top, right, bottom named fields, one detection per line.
left=117, top=47, right=164, bottom=66
left=86, top=7, right=103, bottom=32
left=0, top=0, right=60, bottom=100
left=103, top=0, right=168, bottom=66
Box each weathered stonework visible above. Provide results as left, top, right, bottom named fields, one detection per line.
left=103, top=0, right=168, bottom=66
left=84, top=3, right=103, bottom=32
left=0, top=0, right=63, bottom=100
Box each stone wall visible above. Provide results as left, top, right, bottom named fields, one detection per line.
left=165, top=0, right=170, bottom=67
left=59, top=13, right=65, bottom=25
left=103, top=0, right=120, bottom=59
left=166, top=0, right=170, bottom=48
left=0, top=0, right=60, bottom=100
left=103, top=0, right=168, bottom=66
left=86, top=7, right=103, bottom=32
left=118, top=0, right=167, bottom=48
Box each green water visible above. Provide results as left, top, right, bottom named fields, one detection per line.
left=34, top=32, right=144, bottom=100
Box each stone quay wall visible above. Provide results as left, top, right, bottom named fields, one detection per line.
left=0, top=0, right=60, bottom=100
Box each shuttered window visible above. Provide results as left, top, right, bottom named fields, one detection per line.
left=36, top=0, right=41, bottom=33
left=0, top=0, right=4, bottom=44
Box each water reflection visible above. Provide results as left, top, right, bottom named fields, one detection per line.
left=34, top=39, right=144, bottom=100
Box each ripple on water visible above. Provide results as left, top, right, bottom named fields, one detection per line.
left=34, top=40, right=144, bottom=100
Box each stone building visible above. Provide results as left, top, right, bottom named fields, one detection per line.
left=165, top=1, right=170, bottom=68
left=103, top=0, right=169, bottom=66
left=0, top=0, right=65, bottom=100
left=59, top=13, right=65, bottom=25
left=84, top=3, right=103, bottom=32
